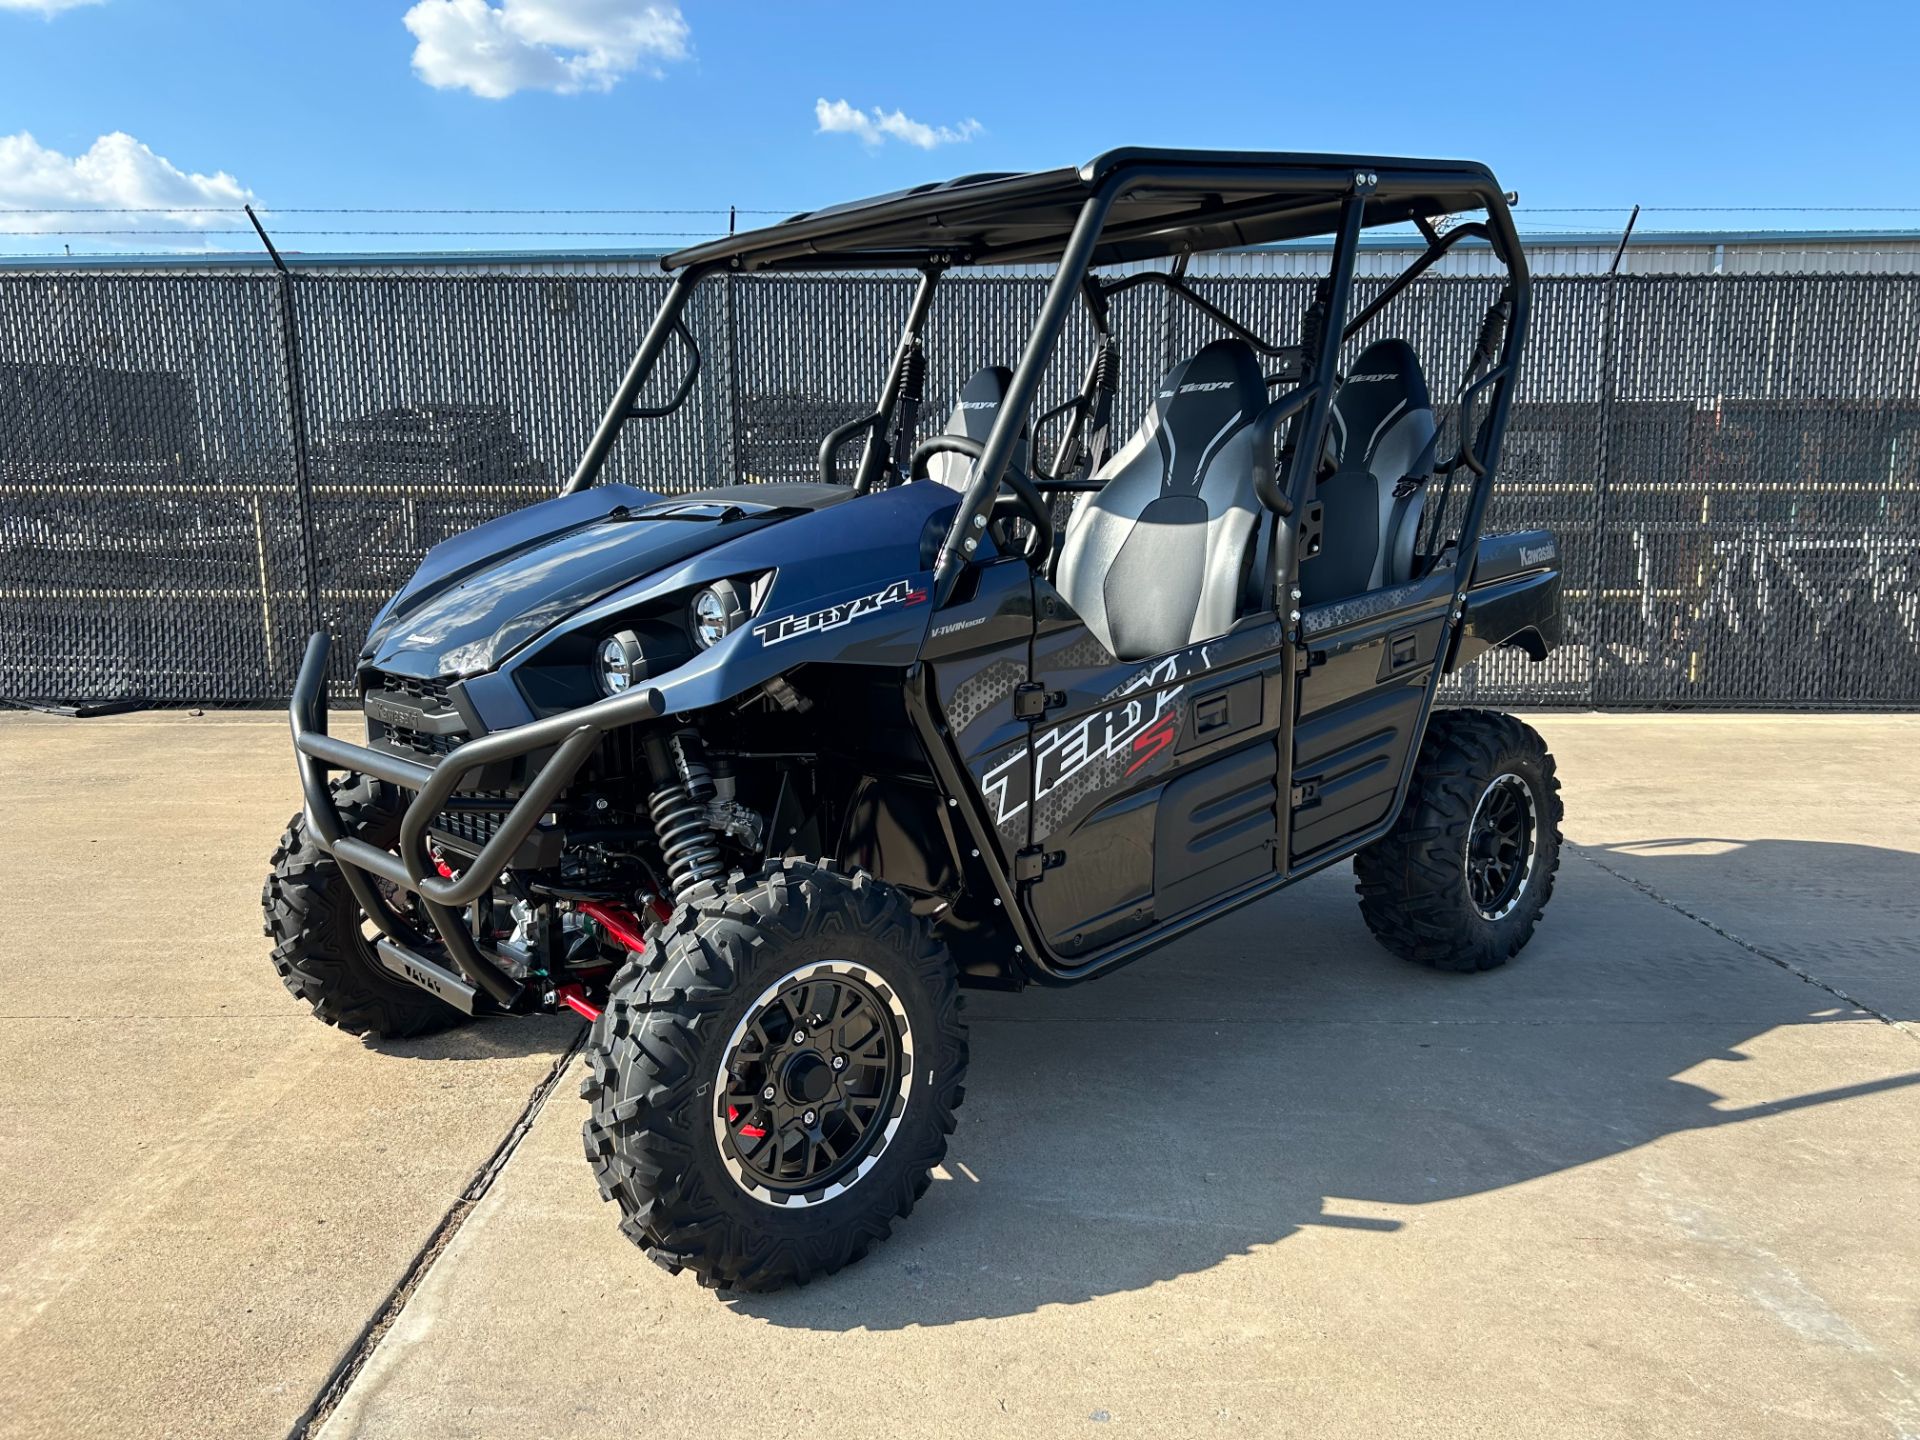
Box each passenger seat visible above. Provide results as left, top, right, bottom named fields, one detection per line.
left=1299, top=339, right=1439, bottom=605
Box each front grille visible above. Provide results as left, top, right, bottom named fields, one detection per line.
left=373, top=673, right=453, bottom=705
left=364, top=669, right=467, bottom=759
left=383, top=724, right=464, bottom=758
left=431, top=795, right=508, bottom=852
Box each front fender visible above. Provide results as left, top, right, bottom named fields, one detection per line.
left=462, top=483, right=961, bottom=729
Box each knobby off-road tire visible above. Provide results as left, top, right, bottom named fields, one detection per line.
left=261, top=774, right=470, bottom=1038
left=581, top=859, right=968, bottom=1292
left=1354, top=709, right=1563, bottom=972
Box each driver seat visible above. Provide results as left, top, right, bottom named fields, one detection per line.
left=1055, top=338, right=1266, bottom=661
left=923, top=366, right=1030, bottom=490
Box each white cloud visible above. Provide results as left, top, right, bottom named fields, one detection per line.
left=814, top=98, right=982, bottom=150
left=0, top=0, right=105, bottom=15
left=0, top=132, right=255, bottom=236
left=404, top=0, right=690, bottom=99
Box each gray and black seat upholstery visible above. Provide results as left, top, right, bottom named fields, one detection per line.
left=1299, top=338, right=1438, bottom=606
left=923, top=366, right=1030, bottom=490
left=1055, top=338, right=1266, bottom=661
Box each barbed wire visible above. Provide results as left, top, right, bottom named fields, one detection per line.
left=1518, top=205, right=1920, bottom=214
left=0, top=228, right=729, bottom=237
left=0, top=205, right=794, bottom=216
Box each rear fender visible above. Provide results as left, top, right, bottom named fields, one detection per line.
left=1448, top=529, right=1562, bottom=670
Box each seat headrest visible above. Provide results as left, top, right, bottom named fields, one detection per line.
left=927, top=366, right=1027, bottom=489
left=1146, top=338, right=1265, bottom=490
left=1331, top=339, right=1431, bottom=468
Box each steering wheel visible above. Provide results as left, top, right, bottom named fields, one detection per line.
left=909, top=434, right=1054, bottom=563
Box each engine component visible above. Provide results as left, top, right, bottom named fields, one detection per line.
left=707, top=797, right=763, bottom=848
left=762, top=675, right=812, bottom=713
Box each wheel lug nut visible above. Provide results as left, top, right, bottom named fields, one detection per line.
left=830, top=1055, right=847, bottom=1072
left=792, top=1029, right=807, bottom=1044
left=761, top=1085, right=776, bottom=1101
left=802, top=1109, right=817, bottom=1127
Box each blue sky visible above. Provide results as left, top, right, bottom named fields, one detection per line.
left=1, top=0, right=1916, bottom=256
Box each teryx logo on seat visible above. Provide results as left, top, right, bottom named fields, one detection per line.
left=752, top=578, right=928, bottom=647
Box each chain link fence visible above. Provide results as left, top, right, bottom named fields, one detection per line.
left=2, top=267, right=1916, bottom=706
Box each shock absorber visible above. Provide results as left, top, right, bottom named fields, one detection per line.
left=646, top=733, right=723, bottom=900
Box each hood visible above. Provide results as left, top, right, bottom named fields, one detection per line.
left=362, top=482, right=854, bottom=677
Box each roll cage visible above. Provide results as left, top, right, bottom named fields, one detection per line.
left=282, top=147, right=1537, bottom=1013
left=564, top=147, right=1531, bottom=613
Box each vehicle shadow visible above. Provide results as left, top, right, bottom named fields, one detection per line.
left=364, top=1012, right=584, bottom=1061
left=728, top=838, right=1920, bottom=1329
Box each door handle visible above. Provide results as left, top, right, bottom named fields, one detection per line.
left=1388, top=631, right=1419, bottom=669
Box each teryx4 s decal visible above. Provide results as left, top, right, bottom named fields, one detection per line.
left=978, top=650, right=1202, bottom=830
left=752, top=578, right=927, bottom=647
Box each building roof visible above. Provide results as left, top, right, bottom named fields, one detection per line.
left=2, top=231, right=1917, bottom=276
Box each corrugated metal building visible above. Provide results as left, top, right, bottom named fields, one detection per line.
left=3, top=230, right=1918, bottom=278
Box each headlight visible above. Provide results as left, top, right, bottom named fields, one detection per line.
left=596, top=630, right=645, bottom=695
left=689, top=579, right=748, bottom=649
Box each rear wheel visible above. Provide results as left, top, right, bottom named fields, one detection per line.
left=580, top=860, right=968, bottom=1291
left=261, top=774, right=470, bottom=1038
left=1353, top=709, right=1563, bottom=972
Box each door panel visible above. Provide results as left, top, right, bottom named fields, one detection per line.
left=1154, top=739, right=1280, bottom=918
left=1021, top=594, right=1287, bottom=955
left=1289, top=575, right=1452, bottom=865
left=923, top=557, right=1036, bottom=867
left=1289, top=678, right=1425, bottom=857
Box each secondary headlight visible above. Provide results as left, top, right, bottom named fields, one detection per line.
left=596, top=630, right=645, bottom=695
left=689, top=579, right=748, bottom=649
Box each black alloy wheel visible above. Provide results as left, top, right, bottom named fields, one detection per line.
left=1465, top=772, right=1537, bottom=921
left=1352, top=709, right=1563, bottom=973
left=715, top=963, right=910, bottom=1206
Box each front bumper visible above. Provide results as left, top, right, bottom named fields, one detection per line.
left=288, top=631, right=661, bottom=1009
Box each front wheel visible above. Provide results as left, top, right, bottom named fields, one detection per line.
left=1353, top=709, right=1563, bottom=972
left=580, top=860, right=968, bottom=1291
left=261, top=775, right=471, bottom=1038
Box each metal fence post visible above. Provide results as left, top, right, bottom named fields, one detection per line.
left=723, top=270, right=744, bottom=482
left=274, top=270, right=323, bottom=652
left=1587, top=274, right=1622, bottom=707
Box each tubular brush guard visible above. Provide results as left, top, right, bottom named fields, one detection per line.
left=287, top=631, right=661, bottom=1008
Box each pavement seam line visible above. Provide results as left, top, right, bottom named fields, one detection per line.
left=283, top=1025, right=587, bottom=1440
left=1567, top=842, right=1917, bottom=1042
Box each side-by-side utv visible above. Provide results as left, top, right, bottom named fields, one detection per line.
left=266, top=149, right=1564, bottom=1290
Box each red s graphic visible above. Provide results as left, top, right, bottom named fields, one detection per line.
left=1125, top=712, right=1178, bottom=776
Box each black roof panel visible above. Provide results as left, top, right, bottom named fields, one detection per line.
left=665, top=148, right=1514, bottom=273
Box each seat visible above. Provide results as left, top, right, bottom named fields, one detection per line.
left=1299, top=338, right=1438, bottom=606
left=923, top=366, right=1030, bottom=490
left=1055, top=338, right=1266, bottom=661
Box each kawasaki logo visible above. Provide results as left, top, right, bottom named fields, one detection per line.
left=364, top=695, right=418, bottom=726
left=752, top=578, right=927, bottom=647
left=1519, top=544, right=1556, bottom=568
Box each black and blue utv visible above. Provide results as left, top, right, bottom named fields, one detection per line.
left=266, top=149, right=1565, bottom=1290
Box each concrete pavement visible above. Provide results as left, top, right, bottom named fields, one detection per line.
left=2, top=712, right=1916, bottom=1438
left=0, top=712, right=582, bottom=1440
